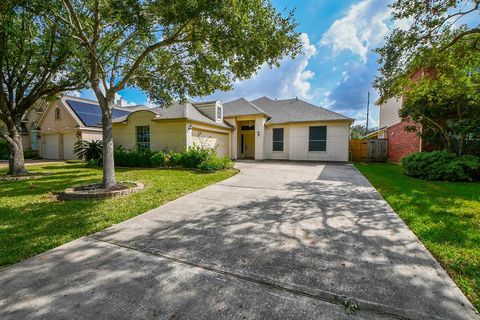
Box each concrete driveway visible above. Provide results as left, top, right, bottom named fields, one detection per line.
left=0, top=161, right=477, bottom=319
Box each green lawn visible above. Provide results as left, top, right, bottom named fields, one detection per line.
left=0, top=163, right=237, bottom=266
left=355, top=162, right=480, bottom=311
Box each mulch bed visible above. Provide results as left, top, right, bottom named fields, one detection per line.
left=57, top=181, right=144, bottom=200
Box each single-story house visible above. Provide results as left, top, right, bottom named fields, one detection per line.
left=37, top=95, right=354, bottom=161
left=113, top=96, right=354, bottom=161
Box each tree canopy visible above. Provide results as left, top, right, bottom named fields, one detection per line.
left=48, top=0, right=301, bottom=187
left=0, top=0, right=84, bottom=175
left=399, top=42, right=480, bottom=154
left=374, top=0, right=480, bottom=102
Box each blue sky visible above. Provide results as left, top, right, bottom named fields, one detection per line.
left=81, top=0, right=405, bottom=128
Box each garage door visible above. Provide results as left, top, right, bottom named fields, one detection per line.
left=43, top=134, right=59, bottom=159
left=192, top=130, right=229, bottom=157
left=63, top=134, right=78, bottom=160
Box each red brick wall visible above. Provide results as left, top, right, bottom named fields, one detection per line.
left=386, top=122, right=421, bottom=162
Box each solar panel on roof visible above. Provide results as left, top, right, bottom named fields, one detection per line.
left=66, top=99, right=131, bottom=127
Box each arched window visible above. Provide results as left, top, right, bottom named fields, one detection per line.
left=55, top=108, right=60, bottom=120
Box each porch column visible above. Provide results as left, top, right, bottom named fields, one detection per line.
left=185, top=122, right=193, bottom=149
left=225, top=118, right=237, bottom=159
left=254, top=117, right=266, bottom=160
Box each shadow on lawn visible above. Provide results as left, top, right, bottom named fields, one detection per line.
left=0, top=164, right=476, bottom=319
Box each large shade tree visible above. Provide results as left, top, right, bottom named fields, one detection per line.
left=375, top=0, right=480, bottom=101
left=399, top=43, right=480, bottom=154
left=50, top=0, right=300, bottom=188
left=374, top=0, right=480, bottom=155
left=0, top=1, right=84, bottom=175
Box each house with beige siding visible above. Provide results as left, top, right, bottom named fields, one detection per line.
left=36, top=95, right=353, bottom=162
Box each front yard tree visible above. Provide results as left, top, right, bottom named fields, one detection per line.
left=399, top=43, right=480, bottom=155
left=0, top=1, right=83, bottom=175
left=375, top=0, right=480, bottom=101
left=54, top=0, right=300, bottom=188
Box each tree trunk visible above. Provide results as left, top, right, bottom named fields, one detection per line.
left=6, top=126, right=27, bottom=176
left=101, top=102, right=116, bottom=188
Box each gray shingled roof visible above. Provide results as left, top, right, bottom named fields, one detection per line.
left=250, top=96, right=274, bottom=108
left=113, top=102, right=232, bottom=129
left=250, top=97, right=353, bottom=124
left=223, top=98, right=268, bottom=117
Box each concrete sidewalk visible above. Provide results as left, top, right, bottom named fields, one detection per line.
left=0, top=161, right=477, bottom=319
left=0, top=159, right=66, bottom=168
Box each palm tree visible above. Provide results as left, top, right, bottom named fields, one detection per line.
left=74, top=140, right=102, bottom=161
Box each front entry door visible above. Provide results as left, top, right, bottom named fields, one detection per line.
left=244, top=133, right=255, bottom=158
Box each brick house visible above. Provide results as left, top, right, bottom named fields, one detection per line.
left=375, top=69, right=438, bottom=162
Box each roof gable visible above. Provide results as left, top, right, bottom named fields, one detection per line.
left=223, top=98, right=268, bottom=117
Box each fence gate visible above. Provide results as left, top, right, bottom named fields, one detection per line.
left=349, top=139, right=367, bottom=162
left=350, top=139, right=387, bottom=162
left=366, top=139, right=387, bottom=162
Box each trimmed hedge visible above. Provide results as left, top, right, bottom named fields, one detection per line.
left=114, top=146, right=231, bottom=172
left=401, top=150, right=480, bottom=182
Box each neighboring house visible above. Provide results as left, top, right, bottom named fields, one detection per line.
left=35, top=95, right=353, bottom=161
left=374, top=97, right=422, bottom=162
left=37, top=96, right=134, bottom=159
left=374, top=68, right=444, bottom=162
left=0, top=100, right=47, bottom=155
left=113, top=96, right=353, bottom=161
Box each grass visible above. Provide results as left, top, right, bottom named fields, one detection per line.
left=354, top=162, right=480, bottom=311
left=0, top=163, right=237, bottom=266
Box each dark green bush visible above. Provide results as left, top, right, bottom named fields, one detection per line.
left=401, top=150, right=480, bottom=181
left=0, top=139, right=9, bottom=160
left=86, top=159, right=101, bottom=167
left=113, top=146, right=230, bottom=172
left=23, top=149, right=39, bottom=159
left=176, top=146, right=214, bottom=168
left=198, top=156, right=233, bottom=172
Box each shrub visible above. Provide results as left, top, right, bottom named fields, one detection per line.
left=113, top=146, right=231, bottom=172
left=198, top=156, right=233, bottom=172
left=176, top=146, right=214, bottom=168
left=168, top=152, right=183, bottom=167
left=23, top=149, right=39, bottom=159
left=401, top=150, right=480, bottom=181
left=86, top=159, right=101, bottom=167
left=0, top=139, right=9, bottom=160
left=150, top=152, right=168, bottom=167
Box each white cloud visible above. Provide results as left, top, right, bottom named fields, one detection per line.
left=202, top=32, right=317, bottom=102
left=320, top=0, right=391, bottom=62
left=65, top=90, right=81, bottom=97
left=353, top=108, right=379, bottom=128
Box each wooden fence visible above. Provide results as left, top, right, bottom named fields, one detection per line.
left=350, top=139, right=367, bottom=162
left=349, top=139, right=387, bottom=162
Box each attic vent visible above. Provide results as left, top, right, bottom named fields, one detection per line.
left=216, top=105, right=222, bottom=121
